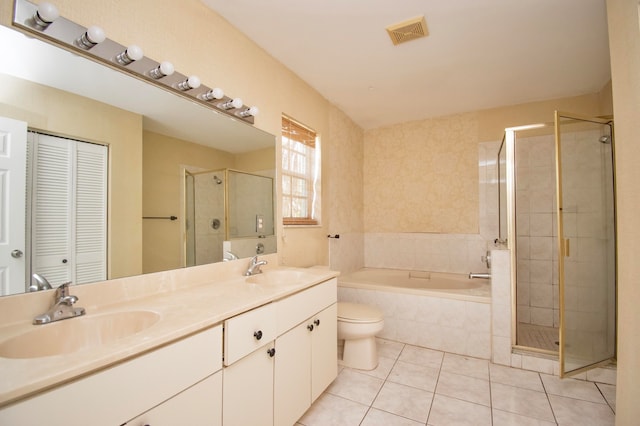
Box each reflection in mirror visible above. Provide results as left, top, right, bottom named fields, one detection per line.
left=184, top=169, right=275, bottom=268
left=0, top=25, right=276, bottom=295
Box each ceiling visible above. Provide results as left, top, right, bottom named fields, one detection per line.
left=201, top=0, right=611, bottom=130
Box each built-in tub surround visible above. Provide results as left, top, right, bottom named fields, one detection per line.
left=0, top=254, right=340, bottom=406
left=338, top=268, right=491, bottom=359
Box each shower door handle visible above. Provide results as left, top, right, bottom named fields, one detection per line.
left=562, top=239, right=570, bottom=257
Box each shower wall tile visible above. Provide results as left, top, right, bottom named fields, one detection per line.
left=530, top=284, right=553, bottom=308
left=530, top=260, right=552, bottom=283
left=530, top=237, right=553, bottom=260
left=530, top=213, right=553, bottom=237
left=530, top=307, right=554, bottom=327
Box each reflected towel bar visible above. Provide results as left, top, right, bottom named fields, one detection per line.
left=143, top=216, right=178, bottom=221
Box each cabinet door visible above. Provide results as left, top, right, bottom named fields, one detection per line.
left=223, top=343, right=275, bottom=426
left=274, top=322, right=312, bottom=426
left=311, top=303, right=338, bottom=401
left=127, top=371, right=222, bottom=426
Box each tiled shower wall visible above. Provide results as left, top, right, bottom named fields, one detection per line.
left=515, top=135, right=559, bottom=328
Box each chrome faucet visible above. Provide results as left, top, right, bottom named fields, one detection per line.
left=29, top=273, right=53, bottom=292
left=33, top=282, right=86, bottom=325
left=245, top=255, right=268, bottom=276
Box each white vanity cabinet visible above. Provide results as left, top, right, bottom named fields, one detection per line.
left=0, top=325, right=223, bottom=426
left=221, top=277, right=337, bottom=426
left=273, top=279, right=337, bottom=426
left=222, top=302, right=276, bottom=426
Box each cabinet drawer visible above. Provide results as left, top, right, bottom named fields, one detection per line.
left=0, top=325, right=223, bottom=426
left=276, top=278, right=337, bottom=336
left=224, top=302, right=276, bottom=366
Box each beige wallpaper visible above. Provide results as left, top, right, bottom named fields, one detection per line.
left=364, top=112, right=480, bottom=234
left=0, top=74, right=143, bottom=279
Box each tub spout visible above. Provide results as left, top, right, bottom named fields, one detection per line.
left=469, top=272, right=491, bottom=280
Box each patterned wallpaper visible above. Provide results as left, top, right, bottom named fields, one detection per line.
left=364, top=112, right=479, bottom=234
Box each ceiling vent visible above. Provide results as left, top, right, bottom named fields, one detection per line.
left=386, top=16, right=428, bottom=46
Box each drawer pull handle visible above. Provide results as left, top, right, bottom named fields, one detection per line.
left=267, top=348, right=276, bottom=357
left=307, top=324, right=314, bottom=332
left=254, top=330, right=263, bottom=340
left=314, top=319, right=320, bottom=326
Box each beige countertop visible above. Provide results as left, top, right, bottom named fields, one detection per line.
left=0, top=266, right=339, bottom=407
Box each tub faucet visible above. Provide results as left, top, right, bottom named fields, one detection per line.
left=468, top=272, right=491, bottom=280
left=29, top=273, right=53, bottom=292
left=33, top=282, right=86, bottom=325
left=245, top=255, right=268, bottom=276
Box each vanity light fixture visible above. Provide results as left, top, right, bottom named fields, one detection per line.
left=201, top=87, right=224, bottom=101
left=149, top=61, right=175, bottom=79
left=176, top=75, right=201, bottom=91
left=13, top=0, right=259, bottom=124
left=76, top=25, right=105, bottom=49
left=115, top=44, right=144, bottom=65
left=33, top=1, right=59, bottom=28
left=219, top=98, right=243, bottom=110
left=237, top=106, right=259, bottom=118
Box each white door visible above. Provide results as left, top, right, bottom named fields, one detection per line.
left=0, top=117, right=27, bottom=295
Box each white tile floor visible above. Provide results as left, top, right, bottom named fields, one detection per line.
left=297, top=339, right=616, bottom=426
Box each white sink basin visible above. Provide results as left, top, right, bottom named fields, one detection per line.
left=0, top=310, right=161, bottom=359
left=245, top=269, right=312, bottom=286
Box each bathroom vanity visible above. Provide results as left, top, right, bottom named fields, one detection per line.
left=0, top=261, right=338, bottom=426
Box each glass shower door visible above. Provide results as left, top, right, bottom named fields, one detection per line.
left=555, top=111, right=616, bottom=377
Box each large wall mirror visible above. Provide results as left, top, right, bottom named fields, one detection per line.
left=0, top=24, right=276, bottom=296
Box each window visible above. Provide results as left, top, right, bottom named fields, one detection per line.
left=281, top=115, right=320, bottom=225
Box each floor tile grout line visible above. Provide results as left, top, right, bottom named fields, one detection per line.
left=539, top=371, right=560, bottom=425
left=424, top=350, right=443, bottom=426
left=357, top=341, right=407, bottom=426
left=595, top=382, right=616, bottom=414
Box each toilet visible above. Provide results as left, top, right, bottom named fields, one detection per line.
left=337, top=302, right=384, bottom=370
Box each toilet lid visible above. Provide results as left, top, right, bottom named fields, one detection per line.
left=338, top=302, right=383, bottom=322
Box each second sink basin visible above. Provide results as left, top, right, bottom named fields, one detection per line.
left=0, top=310, right=161, bottom=359
left=245, top=269, right=313, bottom=286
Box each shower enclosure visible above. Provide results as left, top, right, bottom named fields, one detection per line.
left=184, top=168, right=275, bottom=266
left=498, top=112, right=616, bottom=377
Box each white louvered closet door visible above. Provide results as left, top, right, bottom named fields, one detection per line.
left=29, top=132, right=107, bottom=286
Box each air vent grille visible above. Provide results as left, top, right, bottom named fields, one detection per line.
left=386, top=16, right=428, bottom=46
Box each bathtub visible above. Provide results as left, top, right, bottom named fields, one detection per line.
left=338, top=268, right=490, bottom=302
left=337, top=268, right=492, bottom=358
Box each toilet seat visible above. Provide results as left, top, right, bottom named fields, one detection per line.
left=338, top=302, right=383, bottom=323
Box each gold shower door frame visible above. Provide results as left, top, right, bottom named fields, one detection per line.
left=554, top=111, right=616, bottom=378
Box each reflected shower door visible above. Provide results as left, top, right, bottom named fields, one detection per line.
left=555, top=111, right=616, bottom=377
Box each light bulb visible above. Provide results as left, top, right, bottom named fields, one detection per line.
left=115, top=45, right=144, bottom=65
left=34, top=2, right=59, bottom=28
left=202, top=88, right=224, bottom=101
left=149, top=61, right=175, bottom=79
left=219, top=98, right=243, bottom=110
left=177, top=75, right=201, bottom=91
left=237, top=106, right=259, bottom=117
left=77, top=26, right=105, bottom=49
